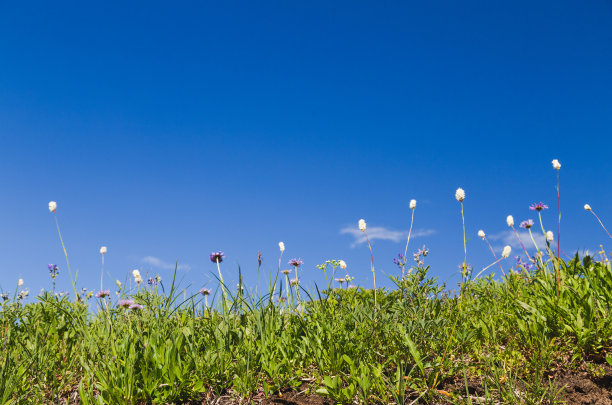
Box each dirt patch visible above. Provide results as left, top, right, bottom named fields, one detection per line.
left=557, top=367, right=612, bottom=405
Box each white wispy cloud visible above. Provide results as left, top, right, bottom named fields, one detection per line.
left=340, top=226, right=436, bottom=248
left=141, top=256, right=191, bottom=271
left=488, top=229, right=547, bottom=253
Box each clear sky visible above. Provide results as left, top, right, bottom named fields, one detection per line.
left=1, top=1, right=611, bottom=300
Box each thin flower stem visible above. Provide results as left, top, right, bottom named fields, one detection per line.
left=402, top=209, right=415, bottom=279
left=461, top=202, right=467, bottom=282
left=484, top=237, right=504, bottom=275
left=512, top=226, right=530, bottom=258
left=364, top=232, right=377, bottom=309
left=590, top=210, right=612, bottom=240
left=100, top=255, right=104, bottom=292
left=54, top=213, right=77, bottom=298
left=474, top=257, right=504, bottom=279
left=556, top=169, right=560, bottom=261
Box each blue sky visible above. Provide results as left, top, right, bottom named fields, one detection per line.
left=1, top=1, right=612, bottom=300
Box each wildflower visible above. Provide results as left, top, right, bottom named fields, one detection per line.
left=455, top=188, right=465, bottom=202
left=278, top=297, right=287, bottom=303
left=118, top=299, right=134, bottom=308
left=358, top=219, right=366, bottom=232
left=339, top=260, right=347, bottom=269
left=17, top=290, right=29, bottom=300
left=48, top=201, right=57, bottom=213
left=520, top=219, right=534, bottom=229
left=546, top=231, right=554, bottom=242
left=132, top=269, right=141, bottom=278
left=48, top=264, right=59, bottom=277
left=393, top=254, right=404, bottom=267
left=502, top=246, right=512, bottom=259
left=584, top=204, right=592, bottom=211
left=99, top=246, right=107, bottom=255
left=18, top=279, right=23, bottom=287
left=282, top=269, right=291, bottom=275
left=279, top=242, right=285, bottom=252
left=95, top=290, right=110, bottom=299
left=288, top=258, right=303, bottom=267
left=199, top=287, right=211, bottom=296
left=335, top=278, right=345, bottom=283
left=409, top=199, right=417, bottom=210
left=129, top=303, right=144, bottom=310
left=506, top=215, right=514, bottom=227
left=529, top=202, right=549, bottom=211
left=0, top=293, right=8, bottom=302
left=147, top=277, right=157, bottom=286
left=478, top=230, right=485, bottom=239
left=209, top=251, right=225, bottom=263
left=115, top=280, right=122, bottom=288
left=155, top=275, right=162, bottom=283
left=552, top=159, right=561, bottom=170
left=290, top=278, right=299, bottom=286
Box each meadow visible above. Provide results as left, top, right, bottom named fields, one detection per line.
left=1, top=159, right=611, bottom=404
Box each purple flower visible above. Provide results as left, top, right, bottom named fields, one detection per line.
left=95, top=290, right=110, bottom=299
left=288, top=258, right=303, bottom=267
left=48, top=264, right=59, bottom=277
left=118, top=299, right=134, bottom=308
left=393, top=253, right=404, bottom=267
left=520, top=219, right=534, bottom=229
left=290, top=277, right=300, bottom=286
left=199, top=287, right=211, bottom=296
left=209, top=251, right=225, bottom=263
left=529, top=202, right=549, bottom=212
left=129, top=303, right=144, bottom=310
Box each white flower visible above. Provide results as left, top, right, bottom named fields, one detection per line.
left=502, top=245, right=512, bottom=259
left=506, top=215, right=514, bottom=227
left=99, top=246, right=107, bottom=255
left=584, top=204, right=592, bottom=211
left=132, top=269, right=141, bottom=278
left=48, top=201, right=57, bottom=213
left=546, top=231, right=554, bottom=242
left=552, top=159, right=561, bottom=170
left=409, top=199, right=417, bottom=210
left=358, top=219, right=367, bottom=232
left=478, top=230, right=485, bottom=239
left=155, top=275, right=162, bottom=283
left=278, top=242, right=285, bottom=252
left=455, top=188, right=465, bottom=202
left=18, top=278, right=23, bottom=287
left=339, top=260, right=347, bottom=269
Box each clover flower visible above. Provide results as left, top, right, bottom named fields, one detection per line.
left=339, top=260, right=347, bottom=269
left=95, top=290, right=110, bottom=299
left=48, top=201, right=57, bottom=213
left=552, top=159, right=561, bottom=170
left=546, top=231, right=554, bottom=242
left=502, top=246, right=512, bottom=259
left=455, top=188, right=465, bottom=202
left=520, top=219, right=534, bottom=229
left=278, top=242, right=285, bottom=252
left=584, top=204, right=592, bottom=211
left=358, top=219, right=366, bottom=232
left=409, top=199, right=417, bottom=210
left=478, top=230, right=485, bottom=239
left=199, top=287, right=211, bottom=296
left=288, top=258, right=303, bottom=267
left=529, top=202, right=549, bottom=211
left=209, top=251, right=225, bottom=263
left=118, top=299, right=134, bottom=308
left=99, top=246, right=107, bottom=255
left=506, top=215, right=514, bottom=227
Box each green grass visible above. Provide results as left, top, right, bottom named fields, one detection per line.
left=1, top=250, right=611, bottom=404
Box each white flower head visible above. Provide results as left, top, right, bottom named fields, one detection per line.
left=546, top=231, right=554, bottom=242
left=502, top=245, right=512, bottom=259
left=132, top=269, right=141, bottom=278
left=48, top=201, right=57, bottom=213
left=18, top=278, right=23, bottom=287
left=478, top=230, right=485, bottom=239
left=339, top=260, right=347, bottom=269
left=552, top=159, right=561, bottom=170
left=584, top=204, right=592, bottom=211
left=99, top=246, right=107, bottom=255
left=358, top=219, right=367, bottom=232
left=455, top=188, right=465, bottom=202
left=278, top=241, right=285, bottom=252
left=506, top=215, right=514, bottom=227
left=409, top=199, right=417, bottom=210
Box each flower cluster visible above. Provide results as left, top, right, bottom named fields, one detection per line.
left=48, top=264, right=59, bottom=279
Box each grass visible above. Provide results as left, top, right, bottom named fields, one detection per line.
left=1, top=249, right=611, bottom=404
